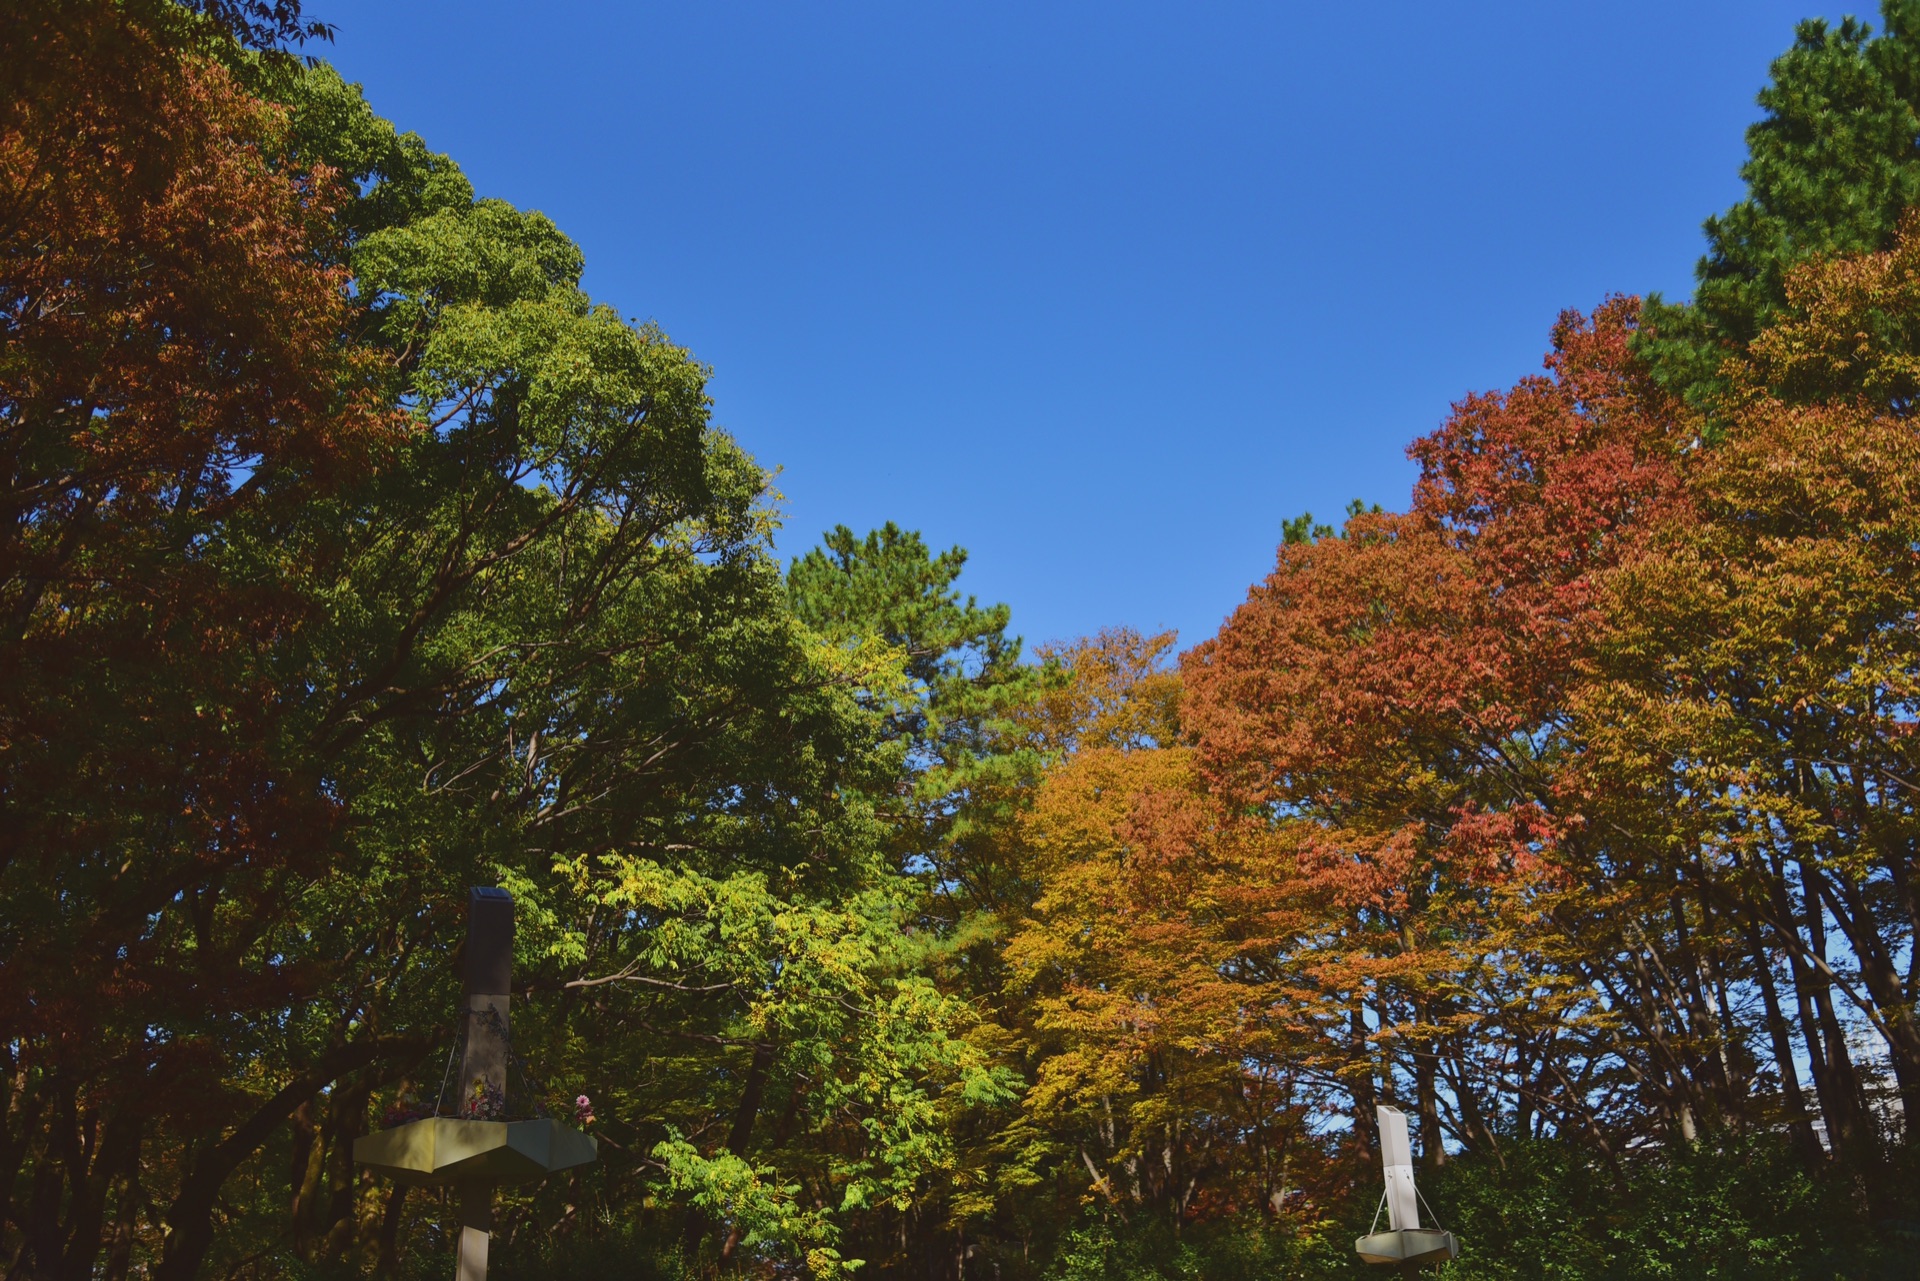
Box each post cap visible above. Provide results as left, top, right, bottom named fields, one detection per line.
left=465, top=887, right=514, bottom=996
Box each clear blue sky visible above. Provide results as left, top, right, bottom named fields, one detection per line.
left=316, top=0, right=1829, bottom=652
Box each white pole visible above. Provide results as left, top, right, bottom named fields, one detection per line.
left=1377, top=1105, right=1420, bottom=1232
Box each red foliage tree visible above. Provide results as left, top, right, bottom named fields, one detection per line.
left=1181, top=299, right=1687, bottom=1162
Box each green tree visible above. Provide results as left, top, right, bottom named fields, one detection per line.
left=2, top=15, right=1015, bottom=1273
left=785, top=524, right=1051, bottom=1271
left=1640, top=0, right=1920, bottom=413
left=241, top=65, right=1015, bottom=1280
left=789, top=524, right=1026, bottom=764
left=788, top=523, right=1043, bottom=897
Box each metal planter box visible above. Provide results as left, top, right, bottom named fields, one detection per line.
left=353, top=1116, right=597, bottom=1187
left=1355, top=1227, right=1460, bottom=1267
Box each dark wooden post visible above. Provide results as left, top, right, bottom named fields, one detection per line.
left=462, top=886, right=514, bottom=1112
left=457, top=1183, right=491, bottom=1281
left=456, top=887, right=513, bottom=1281
left=355, top=884, right=593, bottom=1276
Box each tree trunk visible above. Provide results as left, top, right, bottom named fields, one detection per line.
left=1349, top=1003, right=1379, bottom=1164
left=1818, top=864, right=1920, bottom=1128
left=56, top=1105, right=137, bottom=1281
left=1745, top=921, right=1821, bottom=1166
left=1412, top=1022, right=1444, bottom=1171
left=699, top=1040, right=775, bottom=1268
left=1784, top=900, right=1868, bottom=1164
left=153, top=1037, right=408, bottom=1281
left=374, top=1185, right=409, bottom=1276
left=99, top=1125, right=142, bottom=1281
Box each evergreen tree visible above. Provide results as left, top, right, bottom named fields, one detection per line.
left=1640, top=0, right=1920, bottom=414
left=789, top=524, right=1043, bottom=887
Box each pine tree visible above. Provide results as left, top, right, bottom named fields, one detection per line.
left=1640, top=0, right=1920, bottom=414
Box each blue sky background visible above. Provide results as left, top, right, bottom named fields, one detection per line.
left=316, top=0, right=1831, bottom=653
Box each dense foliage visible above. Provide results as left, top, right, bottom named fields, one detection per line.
left=6, top=1, right=1920, bottom=1278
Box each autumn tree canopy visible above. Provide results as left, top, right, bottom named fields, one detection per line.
left=7, top=1, right=1920, bottom=1279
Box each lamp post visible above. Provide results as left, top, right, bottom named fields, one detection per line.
left=354, top=887, right=596, bottom=1281
left=1354, top=1106, right=1459, bottom=1277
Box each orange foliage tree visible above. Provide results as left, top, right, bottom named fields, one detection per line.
left=1, top=5, right=398, bottom=1274
left=969, top=631, right=1333, bottom=1247
left=1014, top=266, right=1920, bottom=1223
left=1568, top=214, right=1920, bottom=1170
